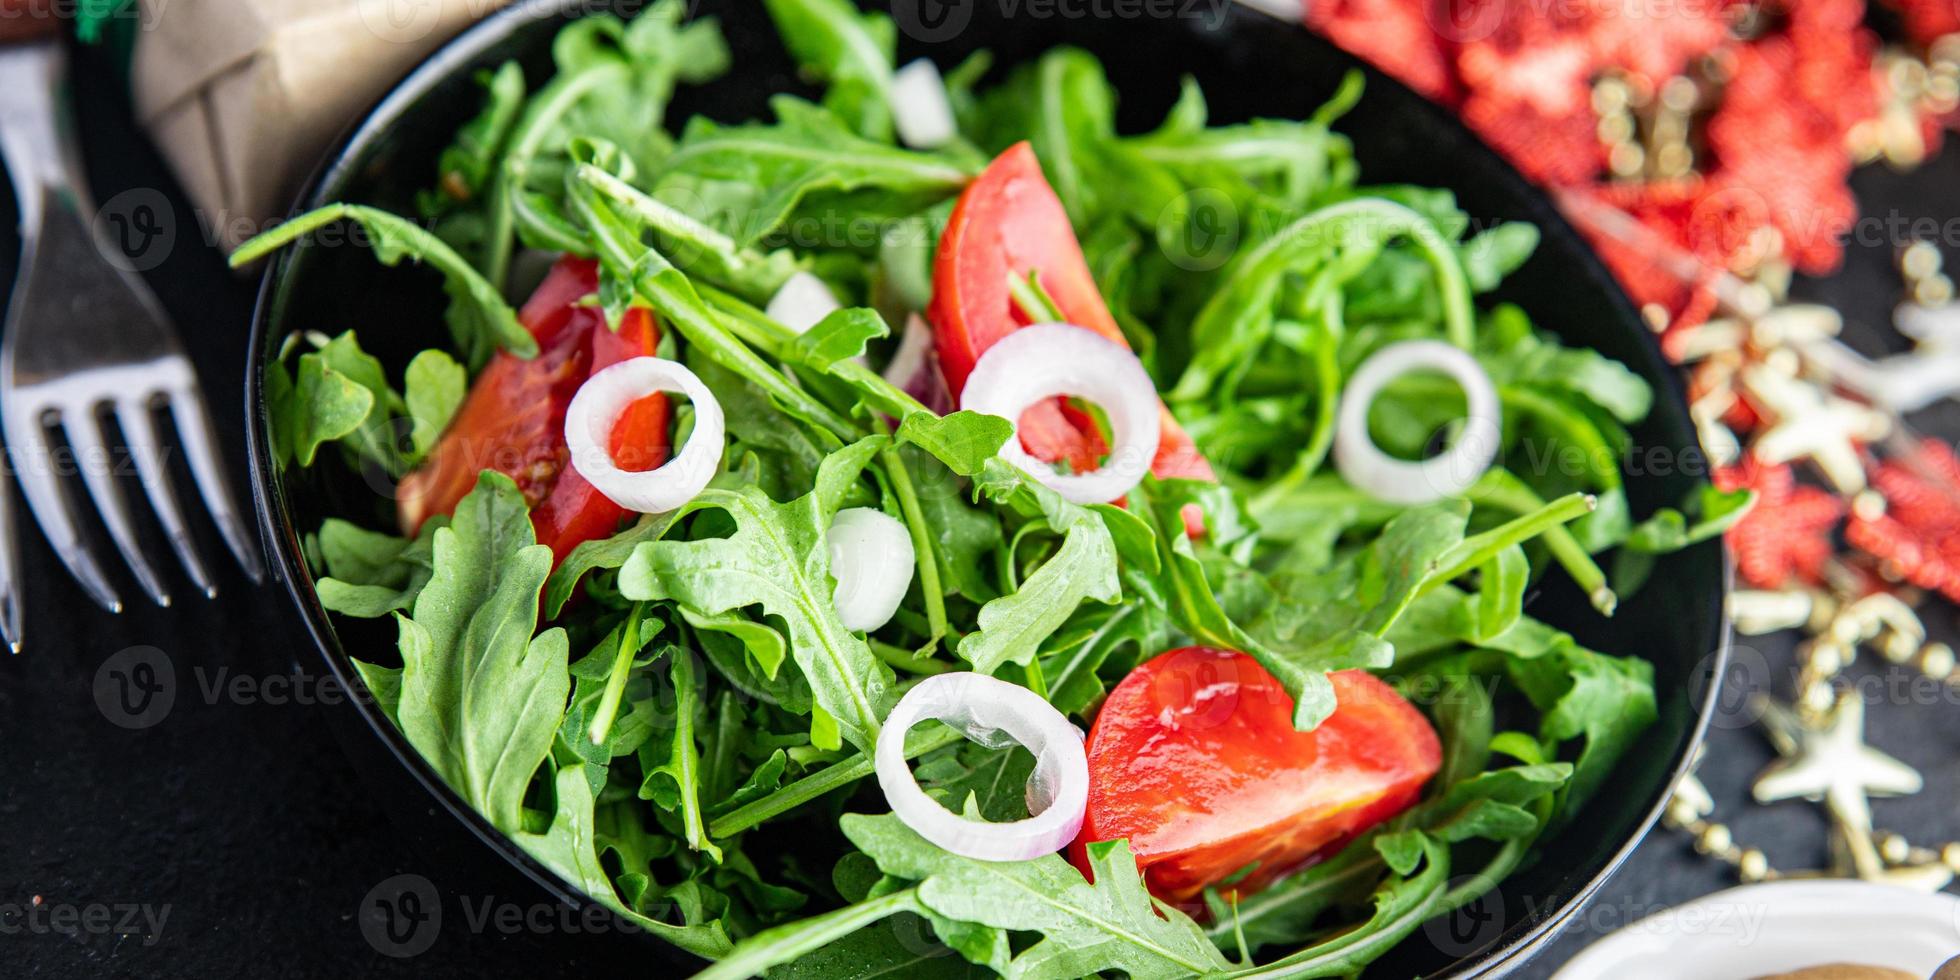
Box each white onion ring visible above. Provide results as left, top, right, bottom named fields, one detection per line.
left=875, top=672, right=1089, bottom=862
left=1334, top=340, right=1502, bottom=504
left=960, top=323, right=1162, bottom=505
left=891, top=59, right=957, bottom=149
left=827, top=507, right=915, bottom=632
left=564, top=356, right=725, bottom=514
left=765, top=271, right=842, bottom=335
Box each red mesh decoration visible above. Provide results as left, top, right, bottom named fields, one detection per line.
left=1718, top=458, right=1846, bottom=587
left=1847, top=439, right=1960, bottom=601
left=1301, top=0, right=1883, bottom=331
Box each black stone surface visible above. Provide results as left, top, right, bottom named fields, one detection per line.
left=1, top=27, right=1955, bottom=980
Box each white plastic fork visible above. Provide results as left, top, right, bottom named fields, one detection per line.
left=0, top=39, right=262, bottom=649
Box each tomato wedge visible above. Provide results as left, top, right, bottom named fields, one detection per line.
left=1071, top=648, right=1441, bottom=905
left=926, top=142, right=1216, bottom=501
left=397, top=257, right=671, bottom=565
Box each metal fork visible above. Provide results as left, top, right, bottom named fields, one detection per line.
left=0, top=39, right=262, bottom=650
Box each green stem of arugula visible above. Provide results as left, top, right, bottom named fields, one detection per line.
left=1023, top=654, right=1050, bottom=700
left=1469, top=469, right=1616, bottom=615
left=1170, top=199, right=1473, bottom=403
left=1218, top=838, right=1449, bottom=979
left=573, top=188, right=861, bottom=441
left=1252, top=298, right=1346, bottom=505
left=692, top=887, right=924, bottom=980
left=575, top=167, right=937, bottom=428
left=1421, top=491, right=1595, bottom=593
left=488, top=63, right=630, bottom=286
left=1439, top=790, right=1551, bottom=913
left=869, top=638, right=951, bottom=675
left=1389, top=375, right=1624, bottom=494
left=874, top=417, right=950, bottom=642
left=227, top=204, right=534, bottom=361
left=1008, top=270, right=1068, bottom=323
left=698, top=283, right=931, bottom=420
left=587, top=603, right=646, bottom=745
left=708, top=726, right=963, bottom=839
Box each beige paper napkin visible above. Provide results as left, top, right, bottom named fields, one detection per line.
left=132, top=0, right=510, bottom=252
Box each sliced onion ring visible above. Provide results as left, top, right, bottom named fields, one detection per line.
left=765, top=271, right=842, bottom=334
left=891, top=59, right=957, bottom=149
left=875, top=672, right=1089, bottom=862
left=565, top=356, right=725, bottom=514
left=1334, top=340, right=1501, bottom=504
left=960, top=323, right=1162, bottom=505
left=828, top=507, right=915, bottom=632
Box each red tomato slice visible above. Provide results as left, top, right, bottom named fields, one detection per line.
left=397, top=257, right=671, bottom=566
left=1071, top=648, right=1441, bottom=905
left=927, top=142, right=1214, bottom=512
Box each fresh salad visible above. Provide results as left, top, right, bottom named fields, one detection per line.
left=238, top=2, right=1751, bottom=975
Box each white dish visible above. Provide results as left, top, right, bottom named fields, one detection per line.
left=1553, top=880, right=1960, bottom=980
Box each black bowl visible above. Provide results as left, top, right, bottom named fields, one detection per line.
left=244, top=0, right=1730, bottom=973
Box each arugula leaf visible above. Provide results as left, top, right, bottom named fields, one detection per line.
left=265, top=342, right=371, bottom=468
left=638, top=645, right=721, bottom=861
left=1041, top=601, right=1166, bottom=716
left=619, top=439, right=896, bottom=751
left=559, top=621, right=661, bottom=794
left=790, top=307, right=889, bottom=371
left=420, top=61, right=527, bottom=217
left=1214, top=833, right=1448, bottom=977
left=652, top=97, right=970, bottom=247
left=761, top=0, right=896, bottom=140
left=1202, top=838, right=1383, bottom=953
left=895, top=411, right=1013, bottom=477
left=1478, top=303, right=1652, bottom=424
left=544, top=514, right=679, bottom=617
left=316, top=516, right=444, bottom=618
left=764, top=913, right=997, bottom=979
left=957, top=516, right=1120, bottom=675
left=842, top=812, right=1231, bottom=979
left=485, top=4, right=730, bottom=281
left=682, top=606, right=790, bottom=681
left=889, top=449, right=1002, bottom=609
left=1170, top=199, right=1474, bottom=403
left=394, top=472, right=568, bottom=833
left=1508, top=645, right=1658, bottom=811
left=403, top=349, right=465, bottom=460
left=1459, top=222, right=1539, bottom=292
left=913, top=739, right=1037, bottom=823
left=574, top=183, right=863, bottom=441
left=1473, top=544, right=1529, bottom=643
left=515, top=766, right=734, bottom=958
left=229, top=205, right=534, bottom=367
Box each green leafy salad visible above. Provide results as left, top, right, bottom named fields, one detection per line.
left=238, top=1, right=1751, bottom=976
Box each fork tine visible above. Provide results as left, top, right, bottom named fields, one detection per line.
left=4, top=416, right=122, bottom=613
left=117, top=396, right=216, bottom=599
left=165, top=384, right=263, bottom=584
left=63, top=407, right=170, bottom=608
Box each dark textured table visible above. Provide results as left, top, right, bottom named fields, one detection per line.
left=2, top=32, right=1956, bottom=980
